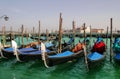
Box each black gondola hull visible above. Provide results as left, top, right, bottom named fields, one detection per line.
left=46, top=50, right=84, bottom=67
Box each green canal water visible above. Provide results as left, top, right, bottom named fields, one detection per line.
left=0, top=37, right=120, bottom=79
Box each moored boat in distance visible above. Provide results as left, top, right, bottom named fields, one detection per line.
left=113, top=38, right=120, bottom=63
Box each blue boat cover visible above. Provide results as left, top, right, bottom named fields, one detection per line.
left=36, top=42, right=54, bottom=48
left=114, top=53, right=120, bottom=60
left=4, top=47, right=13, bottom=52
left=19, top=50, right=41, bottom=55
left=48, top=51, right=74, bottom=58
left=4, top=47, right=37, bottom=52
left=113, top=38, right=120, bottom=53
left=45, top=42, right=54, bottom=48
left=32, top=36, right=46, bottom=40
left=19, top=49, right=51, bottom=55
left=67, top=38, right=74, bottom=44
left=96, top=37, right=103, bottom=43
left=19, top=48, right=37, bottom=52
left=87, top=52, right=103, bottom=60
left=19, top=48, right=51, bottom=54
left=114, top=38, right=120, bottom=44
left=4, top=47, right=51, bottom=55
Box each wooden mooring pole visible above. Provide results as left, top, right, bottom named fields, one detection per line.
left=90, top=25, right=92, bottom=48
left=21, top=25, right=24, bottom=47
left=106, top=26, right=109, bottom=49
left=110, top=18, right=113, bottom=62
left=72, top=20, right=76, bottom=46
left=33, top=27, right=35, bottom=40
left=2, top=26, right=5, bottom=47
left=18, top=29, right=20, bottom=46
left=10, top=26, right=13, bottom=46
left=25, top=28, right=28, bottom=41
left=83, top=23, right=86, bottom=44
left=10, top=26, right=12, bottom=41
left=46, top=29, right=49, bottom=41
left=58, top=13, right=62, bottom=53
left=38, top=21, right=41, bottom=41
left=83, top=23, right=89, bottom=70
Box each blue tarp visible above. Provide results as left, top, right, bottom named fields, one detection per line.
left=19, top=50, right=41, bottom=55
left=114, top=53, right=120, bottom=60
left=4, top=47, right=37, bottom=52
left=87, top=52, right=103, bottom=60
left=4, top=47, right=13, bottom=52
left=45, top=42, right=54, bottom=48
left=19, top=48, right=37, bottom=52
left=19, top=49, right=51, bottom=55
left=114, top=38, right=120, bottom=44
left=67, top=38, right=74, bottom=44
left=49, top=51, right=74, bottom=58
left=113, top=38, right=120, bottom=53
left=4, top=47, right=51, bottom=54
left=96, top=37, right=103, bottom=43
left=36, top=42, right=54, bottom=48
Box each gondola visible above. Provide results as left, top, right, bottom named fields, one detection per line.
left=17, top=48, right=55, bottom=61
left=113, top=38, right=120, bottom=62
left=30, top=36, right=47, bottom=41
left=41, top=41, right=86, bottom=67
left=61, top=37, right=74, bottom=52
left=0, top=40, right=56, bottom=61
left=87, top=37, right=106, bottom=66
left=35, top=41, right=55, bottom=51
left=47, top=37, right=74, bottom=52
left=44, top=50, right=84, bottom=67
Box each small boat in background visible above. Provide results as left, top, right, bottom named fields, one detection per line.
left=46, top=37, right=75, bottom=52
left=87, top=37, right=106, bottom=67
left=113, top=38, right=120, bottom=62
left=61, top=37, right=74, bottom=52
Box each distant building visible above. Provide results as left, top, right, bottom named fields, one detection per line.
left=91, top=29, right=104, bottom=34
left=76, top=26, right=105, bottom=34
left=79, top=26, right=90, bottom=33
left=58, top=26, right=105, bottom=34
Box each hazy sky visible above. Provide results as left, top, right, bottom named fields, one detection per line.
left=0, top=0, right=120, bottom=32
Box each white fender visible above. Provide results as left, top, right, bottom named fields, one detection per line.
left=12, top=40, right=21, bottom=61
left=41, top=42, right=49, bottom=68
left=0, top=42, right=6, bottom=58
